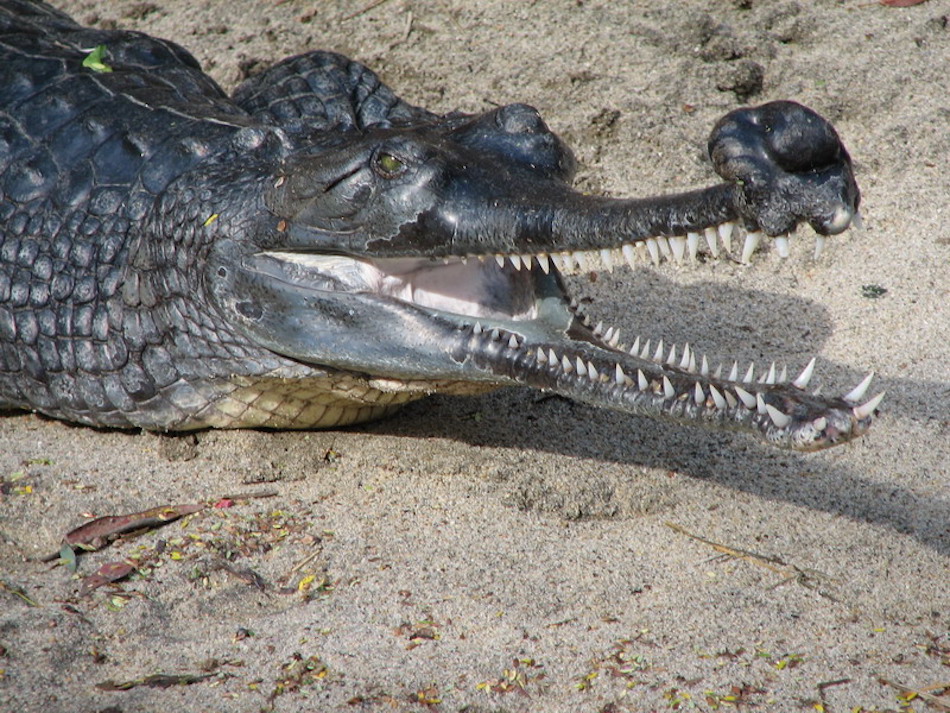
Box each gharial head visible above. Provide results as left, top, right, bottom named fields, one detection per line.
left=208, top=98, right=880, bottom=451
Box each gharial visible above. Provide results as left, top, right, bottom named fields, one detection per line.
left=0, top=1, right=883, bottom=451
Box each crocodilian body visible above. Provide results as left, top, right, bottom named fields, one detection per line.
left=0, top=0, right=881, bottom=450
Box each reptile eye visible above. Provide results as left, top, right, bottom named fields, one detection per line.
left=373, top=151, right=406, bottom=178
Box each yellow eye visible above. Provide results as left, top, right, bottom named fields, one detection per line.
left=374, top=152, right=405, bottom=177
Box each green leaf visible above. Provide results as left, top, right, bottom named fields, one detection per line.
left=82, top=45, right=113, bottom=73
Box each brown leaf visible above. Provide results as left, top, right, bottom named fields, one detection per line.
left=63, top=503, right=205, bottom=551
left=880, top=0, right=927, bottom=6
left=79, top=560, right=137, bottom=595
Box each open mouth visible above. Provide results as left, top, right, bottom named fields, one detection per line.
left=235, top=218, right=881, bottom=452
left=256, top=251, right=545, bottom=323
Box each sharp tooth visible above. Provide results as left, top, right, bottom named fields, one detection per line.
left=537, top=253, right=551, bottom=273
left=779, top=364, right=787, bottom=383
left=774, top=234, right=790, bottom=258
left=588, top=362, right=599, bottom=380
left=509, top=254, right=522, bottom=270
left=792, top=357, right=817, bottom=389
left=703, top=227, right=720, bottom=257
left=609, top=330, right=621, bottom=348
left=728, top=361, right=739, bottom=382
left=669, top=235, right=686, bottom=263
left=694, top=382, right=705, bottom=406
left=714, top=362, right=723, bottom=379
left=741, top=230, right=762, bottom=263
left=843, top=372, right=874, bottom=404
left=645, top=238, right=661, bottom=265
left=653, top=340, right=665, bottom=363
left=743, top=363, right=755, bottom=383
left=562, top=355, right=573, bottom=373
left=662, top=376, right=676, bottom=399
left=666, top=344, right=677, bottom=365
left=755, top=393, right=768, bottom=415
left=536, top=349, right=548, bottom=364
left=495, top=254, right=506, bottom=268
left=814, top=235, right=826, bottom=260
left=733, top=386, right=756, bottom=409
left=587, top=250, right=604, bottom=272
left=594, top=321, right=604, bottom=336
left=766, top=404, right=791, bottom=428
left=688, top=352, right=697, bottom=373
left=679, top=344, right=691, bottom=370
left=656, top=236, right=672, bottom=260
left=853, top=392, right=885, bottom=420
left=709, top=385, right=726, bottom=409
left=687, top=232, right=700, bottom=261
left=615, top=364, right=625, bottom=385
left=700, top=355, right=710, bottom=376
left=473, top=322, right=483, bottom=335
left=600, top=248, right=615, bottom=272
left=576, top=357, right=587, bottom=376
left=574, top=250, right=590, bottom=272
left=718, top=222, right=735, bottom=252
left=622, top=243, right=637, bottom=269
left=548, top=348, right=558, bottom=364
left=490, top=329, right=500, bottom=341
left=630, top=336, right=641, bottom=354
left=521, top=253, right=534, bottom=269
left=637, top=369, right=649, bottom=391
left=723, top=390, right=738, bottom=408
left=639, top=339, right=652, bottom=360
left=812, top=417, right=827, bottom=431
left=508, top=334, right=520, bottom=349
left=764, top=362, right=777, bottom=385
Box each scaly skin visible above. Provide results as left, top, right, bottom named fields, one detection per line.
left=0, top=1, right=881, bottom=449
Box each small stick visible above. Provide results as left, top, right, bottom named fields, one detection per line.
left=879, top=678, right=950, bottom=711
left=342, top=0, right=392, bottom=21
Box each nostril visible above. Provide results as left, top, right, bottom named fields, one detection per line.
left=823, top=204, right=854, bottom=235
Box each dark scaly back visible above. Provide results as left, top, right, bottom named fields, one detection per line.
left=232, top=51, right=435, bottom=134
left=0, top=1, right=286, bottom=427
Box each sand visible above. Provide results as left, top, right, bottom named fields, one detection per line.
left=1, top=1, right=948, bottom=711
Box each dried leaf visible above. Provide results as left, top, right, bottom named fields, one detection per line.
left=79, top=560, right=137, bottom=595
left=63, top=503, right=205, bottom=551
left=880, top=0, right=928, bottom=6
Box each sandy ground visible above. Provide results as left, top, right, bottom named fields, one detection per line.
left=1, top=1, right=948, bottom=711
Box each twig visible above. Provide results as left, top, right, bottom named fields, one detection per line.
left=665, top=521, right=840, bottom=601
left=280, top=548, right=323, bottom=587
left=879, top=677, right=950, bottom=711
left=342, top=0, right=392, bottom=21
left=665, top=522, right=787, bottom=573
left=219, top=489, right=279, bottom=501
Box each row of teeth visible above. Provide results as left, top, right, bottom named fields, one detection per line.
left=470, top=321, right=884, bottom=429
left=458, top=221, right=829, bottom=275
